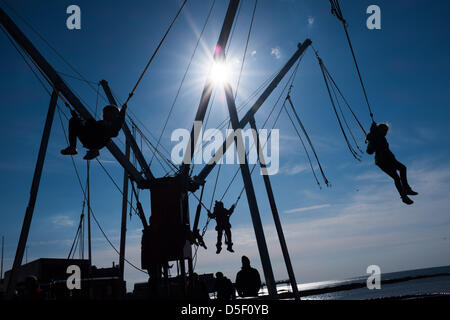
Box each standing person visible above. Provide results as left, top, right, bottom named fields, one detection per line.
left=235, top=256, right=261, bottom=297
left=189, top=273, right=210, bottom=300
left=366, top=121, right=418, bottom=205
left=213, top=272, right=235, bottom=300
left=208, top=201, right=235, bottom=254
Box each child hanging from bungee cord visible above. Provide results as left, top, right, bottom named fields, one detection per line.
left=208, top=201, right=235, bottom=254
left=60, top=104, right=127, bottom=160
left=366, top=121, right=418, bottom=205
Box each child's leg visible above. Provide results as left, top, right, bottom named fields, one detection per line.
left=225, top=228, right=232, bottom=246
left=68, top=117, right=83, bottom=148
left=377, top=161, right=404, bottom=196
left=82, top=123, right=111, bottom=150
left=394, top=160, right=409, bottom=189
left=216, top=229, right=223, bottom=247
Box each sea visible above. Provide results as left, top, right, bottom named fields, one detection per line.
left=263, top=266, right=450, bottom=300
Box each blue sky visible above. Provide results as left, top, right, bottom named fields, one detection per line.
left=1, top=0, right=450, bottom=292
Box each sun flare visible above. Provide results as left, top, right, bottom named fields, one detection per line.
left=210, top=61, right=230, bottom=84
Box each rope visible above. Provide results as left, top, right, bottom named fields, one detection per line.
left=0, top=24, right=74, bottom=111
left=326, top=73, right=364, bottom=154
left=57, top=71, right=98, bottom=86
left=131, top=122, right=178, bottom=173
left=329, top=0, right=374, bottom=120
left=89, top=208, right=148, bottom=275
left=95, top=158, right=142, bottom=215
left=67, top=206, right=84, bottom=259
left=149, top=0, right=216, bottom=167
left=316, top=54, right=361, bottom=161
left=2, top=0, right=182, bottom=173
left=320, top=61, right=367, bottom=136
left=234, top=0, right=258, bottom=100
left=124, top=0, right=188, bottom=105
left=283, top=99, right=321, bottom=187
left=220, top=55, right=305, bottom=204
left=285, top=95, right=330, bottom=186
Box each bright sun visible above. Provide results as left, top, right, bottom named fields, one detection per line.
left=210, top=61, right=230, bottom=84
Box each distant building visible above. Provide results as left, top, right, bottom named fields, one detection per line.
left=3, top=258, right=125, bottom=300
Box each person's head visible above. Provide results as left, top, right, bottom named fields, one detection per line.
left=241, top=255, right=251, bottom=268
left=215, top=272, right=224, bottom=279
left=377, top=123, right=389, bottom=136
left=215, top=201, right=224, bottom=209
left=102, top=105, right=120, bottom=121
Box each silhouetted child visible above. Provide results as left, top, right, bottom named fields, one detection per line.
left=60, top=104, right=127, bottom=160
left=366, top=121, right=418, bottom=205
left=208, top=201, right=235, bottom=254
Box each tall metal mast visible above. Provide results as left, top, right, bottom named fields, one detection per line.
left=1, top=235, right=4, bottom=280
left=249, top=116, right=300, bottom=300
left=5, top=91, right=58, bottom=298
left=180, top=0, right=240, bottom=175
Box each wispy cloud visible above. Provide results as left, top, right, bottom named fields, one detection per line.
left=51, top=215, right=75, bottom=227
left=271, top=47, right=281, bottom=59
left=284, top=204, right=331, bottom=214
left=279, top=163, right=309, bottom=176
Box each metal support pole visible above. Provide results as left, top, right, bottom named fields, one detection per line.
left=6, top=90, right=58, bottom=298
left=249, top=116, right=300, bottom=300
left=223, top=82, right=277, bottom=298
left=1, top=235, right=4, bottom=280
left=119, top=140, right=130, bottom=292
left=180, top=0, right=240, bottom=174
left=87, top=161, right=92, bottom=267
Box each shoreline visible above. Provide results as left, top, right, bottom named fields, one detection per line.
left=272, top=273, right=450, bottom=299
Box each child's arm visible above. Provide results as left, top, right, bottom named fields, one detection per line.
left=227, top=205, right=235, bottom=216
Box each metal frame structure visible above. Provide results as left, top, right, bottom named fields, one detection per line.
left=0, top=0, right=311, bottom=300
